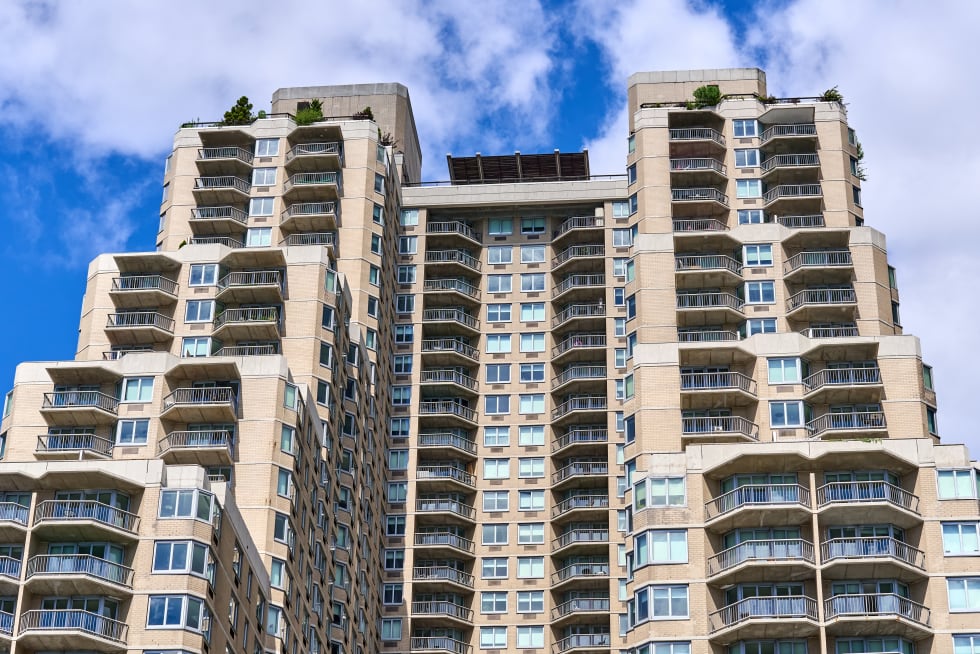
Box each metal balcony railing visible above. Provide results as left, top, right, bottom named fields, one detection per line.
left=163, top=386, right=238, bottom=412
left=824, top=594, right=930, bottom=625
left=816, top=481, right=919, bottom=513
left=416, top=465, right=476, bottom=487
left=777, top=214, right=825, bottom=228
left=553, top=274, right=604, bottom=298
left=554, top=215, right=603, bottom=238
left=552, top=461, right=608, bottom=484
left=191, top=206, right=248, bottom=224
left=552, top=303, right=605, bottom=328
left=682, top=416, right=759, bottom=440
left=158, top=430, right=233, bottom=453
left=552, top=561, right=609, bottom=583
left=669, top=127, right=726, bottom=146
left=675, top=254, right=742, bottom=275
left=411, top=600, right=473, bottom=622
left=821, top=537, right=925, bottom=568
left=807, top=411, right=886, bottom=436
left=552, top=597, right=610, bottom=619
left=106, top=311, right=175, bottom=331
left=419, top=400, right=477, bottom=422
left=423, top=278, right=481, bottom=300
left=761, top=123, right=817, bottom=143
left=783, top=250, right=852, bottom=274
left=418, top=431, right=477, bottom=454
left=415, top=498, right=476, bottom=520
left=189, top=236, right=244, bottom=248
left=552, top=396, right=606, bottom=420
left=26, top=554, right=134, bottom=587
left=0, top=503, right=28, bottom=526
left=34, top=500, right=140, bottom=534
left=707, top=539, right=814, bottom=576
left=214, top=306, right=279, bottom=328
left=412, top=566, right=474, bottom=588
left=678, top=329, right=741, bottom=343
left=426, top=221, right=481, bottom=243
left=553, top=333, right=605, bottom=357
left=553, top=528, right=608, bottom=551
left=803, top=367, right=880, bottom=393
left=764, top=183, right=822, bottom=204
left=102, top=348, right=152, bottom=360
left=553, top=365, right=606, bottom=389
left=553, top=244, right=605, bottom=267
left=414, top=532, right=475, bottom=553
left=709, top=596, right=818, bottom=632
left=279, top=232, right=335, bottom=247
left=677, top=292, right=744, bottom=311
left=673, top=218, right=728, bottom=232
left=553, top=494, right=609, bottom=518
left=214, top=344, right=278, bottom=356
left=0, top=556, right=20, bottom=580
left=420, top=369, right=478, bottom=390
left=425, top=249, right=482, bottom=272
left=554, top=633, right=612, bottom=653
left=410, top=636, right=471, bottom=654
left=285, top=141, right=341, bottom=161
left=762, top=153, right=819, bottom=172
left=680, top=372, right=756, bottom=394
left=672, top=187, right=729, bottom=205
left=217, top=270, right=282, bottom=291
left=800, top=325, right=859, bottom=338
left=36, top=433, right=113, bottom=456
left=198, top=146, right=253, bottom=163
left=42, top=391, right=119, bottom=414
left=670, top=158, right=727, bottom=174
left=552, top=427, right=607, bottom=452
left=421, top=338, right=479, bottom=360
left=281, top=201, right=337, bottom=221
left=194, top=176, right=251, bottom=193
left=283, top=171, right=340, bottom=191
left=111, top=275, right=177, bottom=295
left=19, top=609, right=129, bottom=642
left=786, top=287, right=856, bottom=311
left=705, top=484, right=810, bottom=520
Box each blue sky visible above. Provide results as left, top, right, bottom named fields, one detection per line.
left=1, top=0, right=978, bottom=451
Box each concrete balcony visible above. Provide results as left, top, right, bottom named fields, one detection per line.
left=25, top=554, right=134, bottom=595
left=426, top=220, right=482, bottom=246
left=552, top=494, right=609, bottom=520
left=416, top=465, right=476, bottom=491
left=420, top=369, right=479, bottom=395
left=192, top=175, right=251, bottom=202
left=553, top=274, right=605, bottom=302
left=708, top=596, right=819, bottom=642
left=675, top=254, right=742, bottom=287
left=282, top=171, right=341, bottom=201
left=803, top=367, right=882, bottom=402
left=553, top=244, right=605, bottom=273
left=212, top=306, right=280, bottom=341
left=669, top=127, right=726, bottom=147
left=418, top=400, right=478, bottom=426
left=783, top=250, right=853, bottom=281
left=761, top=153, right=819, bottom=175
left=763, top=183, right=822, bottom=205
left=799, top=325, right=859, bottom=339
left=704, top=484, right=811, bottom=532
left=552, top=528, right=608, bottom=554
left=196, top=146, right=253, bottom=174
left=777, top=214, right=825, bottom=229
left=421, top=338, right=479, bottom=365
left=551, top=427, right=607, bottom=456
left=0, top=503, right=29, bottom=535
left=411, top=600, right=473, bottom=626
left=425, top=249, right=482, bottom=273
left=678, top=329, right=741, bottom=344
left=551, top=597, right=610, bottom=626
left=410, top=636, right=472, bottom=654
left=188, top=235, right=244, bottom=248
left=161, top=386, right=238, bottom=423
left=553, top=216, right=604, bottom=244
left=109, top=275, right=177, bottom=308
left=278, top=231, right=335, bottom=248
left=41, top=391, right=119, bottom=426
left=682, top=416, right=759, bottom=443
left=423, top=278, right=481, bottom=304
left=551, top=561, right=609, bottom=587
left=673, top=217, right=728, bottom=233
left=706, top=539, right=815, bottom=585
left=216, top=270, right=283, bottom=304
left=189, top=205, right=248, bottom=234
left=105, top=311, right=175, bottom=343
left=411, top=565, right=474, bottom=590
left=821, top=537, right=926, bottom=582
left=552, top=334, right=606, bottom=363
left=552, top=303, right=605, bottom=330
left=284, top=141, right=342, bottom=171
left=36, top=433, right=113, bottom=460
left=760, top=123, right=817, bottom=144
left=214, top=344, right=278, bottom=357
left=552, top=461, right=608, bottom=487
left=669, top=157, right=727, bottom=177
left=672, top=187, right=729, bottom=207
left=551, top=396, right=607, bottom=423
left=418, top=430, right=478, bottom=458
left=280, top=201, right=338, bottom=232
left=415, top=498, right=476, bottom=523
left=414, top=531, right=475, bottom=556
left=785, top=287, right=856, bottom=318
left=807, top=411, right=886, bottom=439
left=680, top=372, right=756, bottom=398
left=677, top=291, right=744, bottom=313
left=157, top=430, right=234, bottom=466
left=553, top=632, right=611, bottom=654
left=0, top=557, right=20, bottom=595
left=33, top=500, right=140, bottom=542
left=18, top=609, right=129, bottom=652
left=824, top=594, right=931, bottom=640
left=816, top=481, right=921, bottom=528
left=552, top=365, right=606, bottom=392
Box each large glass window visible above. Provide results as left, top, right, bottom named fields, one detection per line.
left=488, top=275, right=512, bottom=293
left=768, top=358, right=802, bottom=384
left=944, top=523, right=980, bottom=555
left=521, top=303, right=545, bottom=322
left=147, top=595, right=208, bottom=632
left=122, top=377, right=154, bottom=402
left=770, top=401, right=806, bottom=428
left=745, top=281, right=775, bottom=304
left=939, top=470, right=977, bottom=499
left=488, top=246, right=512, bottom=264
left=949, top=578, right=980, bottom=611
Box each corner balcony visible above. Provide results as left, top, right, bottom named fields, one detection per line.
left=412, top=565, right=474, bottom=591
left=418, top=430, right=478, bottom=459
left=216, top=270, right=283, bottom=304
left=552, top=334, right=606, bottom=363
left=551, top=396, right=607, bottom=424
left=553, top=244, right=605, bottom=273
left=552, top=528, right=609, bottom=554
left=109, top=275, right=177, bottom=308
left=160, top=386, right=238, bottom=423
left=708, top=596, right=819, bottom=643
left=761, top=153, right=819, bottom=177
left=410, top=636, right=472, bottom=654
left=551, top=597, right=610, bottom=626
left=675, top=254, right=742, bottom=287
left=411, top=600, right=473, bottom=627
left=415, top=497, right=476, bottom=524
left=189, top=206, right=248, bottom=234
left=419, top=400, right=478, bottom=426
left=682, top=416, right=759, bottom=444
left=816, top=481, right=921, bottom=529
left=552, top=274, right=605, bottom=302
left=196, top=146, right=253, bottom=174
left=763, top=183, right=822, bottom=206
left=280, top=201, right=338, bottom=232
left=782, top=250, right=853, bottom=282
left=192, top=175, right=251, bottom=203
left=807, top=410, right=886, bottom=439
left=414, top=531, right=476, bottom=557
left=420, top=369, right=479, bottom=396
left=803, top=367, right=882, bottom=403
left=105, top=311, right=175, bottom=343
left=706, top=539, right=815, bottom=585
left=785, top=287, right=856, bottom=319
left=423, top=278, right=481, bottom=305
left=284, top=141, right=342, bottom=171
left=157, top=430, right=234, bottom=466
left=552, top=461, right=608, bottom=488
left=551, top=560, right=609, bottom=588
left=25, top=554, right=134, bottom=595
left=33, top=500, right=140, bottom=542
left=212, top=306, right=281, bottom=341
left=824, top=594, right=931, bottom=640
left=552, top=303, right=605, bottom=330
left=282, top=171, right=341, bottom=201
left=416, top=465, right=476, bottom=491
left=425, top=249, right=482, bottom=274
left=553, top=632, right=611, bottom=654
left=680, top=372, right=757, bottom=403
left=0, top=557, right=19, bottom=595
left=41, top=391, right=119, bottom=426
left=18, top=609, right=129, bottom=652
left=36, top=433, right=113, bottom=460
left=552, top=494, right=610, bottom=521
left=278, top=231, right=336, bottom=248
left=0, top=503, right=29, bottom=536
left=669, top=157, right=727, bottom=182
left=820, top=537, right=926, bottom=582
left=421, top=338, right=479, bottom=365
left=760, top=123, right=817, bottom=144
left=552, top=365, right=606, bottom=392
left=553, top=216, right=604, bottom=244
left=551, top=426, right=607, bottom=456
left=672, top=187, right=729, bottom=208
left=673, top=217, right=729, bottom=233
left=704, top=484, right=811, bottom=533
left=426, top=220, right=482, bottom=246
left=669, top=127, right=726, bottom=147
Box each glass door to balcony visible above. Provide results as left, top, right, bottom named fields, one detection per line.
left=723, top=528, right=803, bottom=560
left=39, top=595, right=120, bottom=626
left=721, top=474, right=799, bottom=505
left=826, top=524, right=904, bottom=558
left=725, top=583, right=806, bottom=618
left=823, top=470, right=898, bottom=501
left=830, top=580, right=909, bottom=616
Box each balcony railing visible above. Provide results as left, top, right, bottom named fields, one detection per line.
left=198, top=146, right=253, bottom=163
left=423, top=278, right=481, bottom=300
left=777, top=214, right=825, bottom=228
left=283, top=171, right=340, bottom=191
left=707, top=539, right=814, bottom=576
left=824, top=594, right=930, bottom=625
left=800, top=325, right=859, bottom=338
left=675, top=254, right=742, bottom=275
left=214, top=306, right=280, bottom=328
left=709, top=596, right=818, bottom=632
left=553, top=303, right=605, bottom=328
left=816, top=481, right=919, bottom=513
left=553, top=333, right=606, bottom=357
left=111, top=275, right=177, bottom=295
left=807, top=411, right=886, bottom=436
left=553, top=244, right=605, bottom=267
left=286, top=141, right=341, bottom=160
left=0, top=556, right=20, bottom=580
left=42, top=391, right=119, bottom=414
left=764, top=183, right=822, bottom=204
left=705, top=484, right=810, bottom=520
left=34, top=500, right=140, bottom=534
left=783, top=250, right=852, bottom=274
left=189, top=236, right=244, bottom=248
left=673, top=218, right=728, bottom=232
left=419, top=400, right=477, bottom=422
left=416, top=466, right=475, bottom=487
left=26, top=554, right=134, bottom=587
left=553, top=274, right=605, bottom=298
left=678, top=329, right=741, bottom=343
left=419, top=431, right=477, bottom=455
left=279, top=232, right=335, bottom=247
left=677, top=292, right=744, bottom=311
left=0, top=503, right=28, bottom=526
left=552, top=561, right=609, bottom=583
left=672, top=187, right=729, bottom=205
left=680, top=372, right=756, bottom=394
left=411, top=600, right=473, bottom=622
left=552, top=597, right=610, bottom=619
left=553, top=494, right=609, bottom=518
left=803, top=367, right=880, bottom=393
left=191, top=206, right=248, bottom=224
left=414, top=532, right=475, bottom=553
left=102, top=347, right=152, bottom=360
left=553, top=366, right=606, bottom=389
left=552, top=427, right=607, bottom=452
left=554, top=633, right=612, bottom=653
left=786, top=287, right=856, bottom=311
left=217, top=270, right=282, bottom=291
left=761, top=123, right=817, bottom=143
left=106, top=311, right=175, bottom=331
left=162, top=386, right=238, bottom=412
left=669, top=127, right=726, bottom=146
left=194, top=176, right=251, bottom=193
left=762, top=153, right=819, bottom=172
left=552, top=396, right=606, bottom=420
left=421, top=308, right=479, bottom=330
left=821, top=537, right=925, bottom=569
left=214, top=344, right=278, bottom=356
left=19, top=609, right=129, bottom=642
left=412, top=566, right=474, bottom=588
left=36, top=433, right=114, bottom=457
left=421, top=338, right=479, bottom=361
left=426, top=221, right=481, bottom=243
left=158, top=430, right=233, bottom=453
left=670, top=158, right=727, bottom=174
left=425, top=249, right=482, bottom=272
left=410, top=636, right=471, bottom=654
left=682, top=416, right=759, bottom=440
left=553, top=528, right=608, bottom=550
left=416, top=498, right=476, bottom=520
left=553, top=461, right=608, bottom=484
left=420, top=369, right=478, bottom=390
left=554, top=215, right=603, bottom=238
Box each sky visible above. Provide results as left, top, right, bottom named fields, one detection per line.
left=0, top=0, right=977, bottom=450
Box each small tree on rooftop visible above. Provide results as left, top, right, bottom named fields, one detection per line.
left=353, top=106, right=374, bottom=120
left=821, top=86, right=845, bottom=104
left=692, top=84, right=722, bottom=108
left=295, top=99, right=323, bottom=126
left=223, top=96, right=254, bottom=125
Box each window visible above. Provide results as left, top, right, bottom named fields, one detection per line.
left=480, top=626, right=507, bottom=649
left=482, top=557, right=508, bottom=578
left=394, top=324, right=414, bottom=344
left=484, top=426, right=510, bottom=447
left=181, top=337, right=211, bottom=358
left=382, top=583, right=403, bottom=605
left=743, top=244, right=773, bottom=266
left=768, top=358, right=802, bottom=383
left=488, top=245, right=512, bottom=264
left=485, top=395, right=510, bottom=415
left=738, top=209, right=766, bottom=224
left=519, top=425, right=545, bottom=446
left=373, top=203, right=384, bottom=224
left=489, top=218, right=513, bottom=236
left=399, top=209, right=419, bottom=226
left=488, top=275, right=512, bottom=293
left=273, top=512, right=291, bottom=543
left=396, top=265, right=416, bottom=284
left=613, top=228, right=634, bottom=247
left=255, top=139, right=279, bottom=156
left=486, top=364, right=511, bottom=384
left=185, top=300, right=214, bottom=322
left=519, top=364, right=545, bottom=383
left=370, top=234, right=382, bottom=254
left=270, top=559, right=286, bottom=589
left=640, top=477, right=685, bottom=508
left=632, top=530, right=688, bottom=566
left=521, top=303, right=545, bottom=322
left=374, top=173, right=385, bottom=195
left=398, top=236, right=417, bottom=254
left=390, top=417, right=410, bottom=438
left=283, top=384, right=298, bottom=410
left=745, top=281, right=775, bottom=304
left=387, top=450, right=408, bottom=471
left=949, top=578, right=980, bottom=611
left=632, top=585, right=689, bottom=622
left=486, top=334, right=512, bottom=353
left=147, top=595, right=208, bottom=632
left=770, top=401, right=805, bottom=427
left=517, top=591, right=544, bottom=613
left=369, top=265, right=380, bottom=285
left=391, top=354, right=412, bottom=375
left=189, top=264, right=218, bottom=286
left=518, top=523, right=544, bottom=544
left=519, top=490, right=545, bottom=510
left=733, top=119, right=758, bottom=137
left=518, top=457, right=544, bottom=478
left=384, top=549, right=404, bottom=570
left=626, top=294, right=636, bottom=320
left=928, top=407, right=938, bottom=435
left=246, top=227, right=272, bottom=247
left=746, top=318, right=777, bottom=335
left=484, top=459, right=510, bottom=479
left=629, top=194, right=638, bottom=214
left=735, top=149, right=760, bottom=167
left=487, top=304, right=511, bottom=322
left=612, top=200, right=630, bottom=218
left=380, top=618, right=402, bottom=641
left=483, top=490, right=509, bottom=512
left=521, top=273, right=545, bottom=292
left=385, top=515, right=406, bottom=536
left=519, top=395, right=545, bottom=415
left=853, top=185, right=862, bottom=206
left=615, top=348, right=627, bottom=368
left=517, top=556, right=544, bottom=578
left=481, top=591, right=508, bottom=614
left=252, top=168, right=276, bottom=186
left=387, top=482, right=407, bottom=503
left=153, top=541, right=209, bottom=575
left=521, top=217, right=545, bottom=234
left=944, top=523, right=980, bottom=555
left=122, top=377, right=154, bottom=402
left=521, top=245, right=545, bottom=263
left=395, top=294, right=414, bottom=314
left=279, top=425, right=294, bottom=454
left=391, top=386, right=411, bottom=406
left=613, top=257, right=629, bottom=277
left=117, top=419, right=149, bottom=444
left=939, top=470, right=977, bottom=499
left=517, top=626, right=544, bottom=648
left=520, top=333, right=545, bottom=352
left=736, top=179, right=762, bottom=198
left=483, top=524, right=508, bottom=545
left=923, top=365, right=934, bottom=390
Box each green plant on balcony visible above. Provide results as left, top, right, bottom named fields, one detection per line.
left=353, top=106, right=374, bottom=120
left=379, top=129, right=398, bottom=147
left=854, top=140, right=868, bottom=181
left=295, top=99, right=323, bottom=126
left=820, top=86, right=845, bottom=104
left=222, top=96, right=254, bottom=126
left=759, top=94, right=778, bottom=104
left=257, top=110, right=267, bottom=119
left=690, top=84, right=722, bottom=109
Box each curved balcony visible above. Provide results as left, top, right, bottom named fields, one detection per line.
left=425, top=249, right=482, bottom=274
left=672, top=187, right=729, bottom=207
left=280, top=201, right=338, bottom=232
left=673, top=217, right=728, bottom=233
left=680, top=372, right=757, bottom=402
left=675, top=254, right=742, bottom=287
left=423, top=278, right=481, bottom=304
left=807, top=411, right=886, bottom=439
left=105, top=311, right=175, bottom=343
left=216, top=270, right=283, bottom=304
left=193, top=175, right=251, bottom=202
left=411, top=600, right=473, bottom=626
left=189, top=205, right=248, bottom=235
left=552, top=334, right=605, bottom=362
left=553, top=216, right=604, bottom=244
left=421, top=338, right=479, bottom=365
left=415, top=498, right=476, bottom=524
left=551, top=597, right=610, bottom=625
left=764, top=183, right=822, bottom=206
left=419, top=400, right=478, bottom=426
left=706, top=539, right=815, bottom=585
left=420, top=369, right=478, bottom=395
left=552, top=396, right=606, bottom=423
left=803, top=367, right=881, bottom=403
left=109, top=275, right=177, bottom=308
left=284, top=141, right=342, bottom=171
left=552, top=494, right=609, bottom=520
left=761, top=153, right=819, bottom=176
left=821, top=537, right=926, bottom=582
left=682, top=416, right=759, bottom=444
left=554, top=632, right=611, bottom=653
left=669, top=127, right=726, bottom=147
left=196, top=146, right=253, bottom=175
left=552, top=528, right=608, bottom=554
left=552, top=274, right=605, bottom=302
left=41, top=391, right=119, bottom=426
left=161, top=386, right=238, bottom=422
left=552, top=427, right=607, bottom=456
left=410, top=636, right=472, bottom=654
left=414, top=531, right=475, bottom=557
left=552, top=365, right=606, bottom=392
left=786, top=287, right=856, bottom=319
left=552, top=304, right=605, bottom=330
left=708, top=596, right=819, bottom=642
left=157, top=430, right=234, bottom=466
left=278, top=231, right=335, bottom=248
left=552, top=461, right=608, bottom=487
left=704, top=484, right=811, bottom=532
left=412, top=566, right=474, bottom=590
left=816, top=481, right=920, bottom=528
left=551, top=561, right=609, bottom=587
left=18, top=609, right=129, bottom=652
left=760, top=123, right=817, bottom=144
left=36, top=433, right=113, bottom=460
left=416, top=465, right=476, bottom=491
left=421, top=308, right=480, bottom=334
left=418, top=430, right=477, bottom=458
left=0, top=503, right=29, bottom=536
left=282, top=171, right=341, bottom=201
left=212, top=306, right=280, bottom=341
left=0, top=556, right=21, bottom=586
left=33, top=500, right=140, bottom=541
left=824, top=594, right=931, bottom=640
left=553, top=245, right=605, bottom=273
left=426, top=221, right=482, bottom=246
left=25, top=554, right=134, bottom=595
left=783, top=250, right=852, bottom=282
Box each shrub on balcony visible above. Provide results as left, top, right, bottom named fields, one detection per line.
left=353, top=106, right=374, bottom=120
left=821, top=86, right=845, bottom=104
left=222, top=96, right=254, bottom=126
left=691, top=84, right=722, bottom=108
left=295, top=99, right=323, bottom=126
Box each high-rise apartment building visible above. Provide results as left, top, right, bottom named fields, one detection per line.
left=0, top=68, right=975, bottom=654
